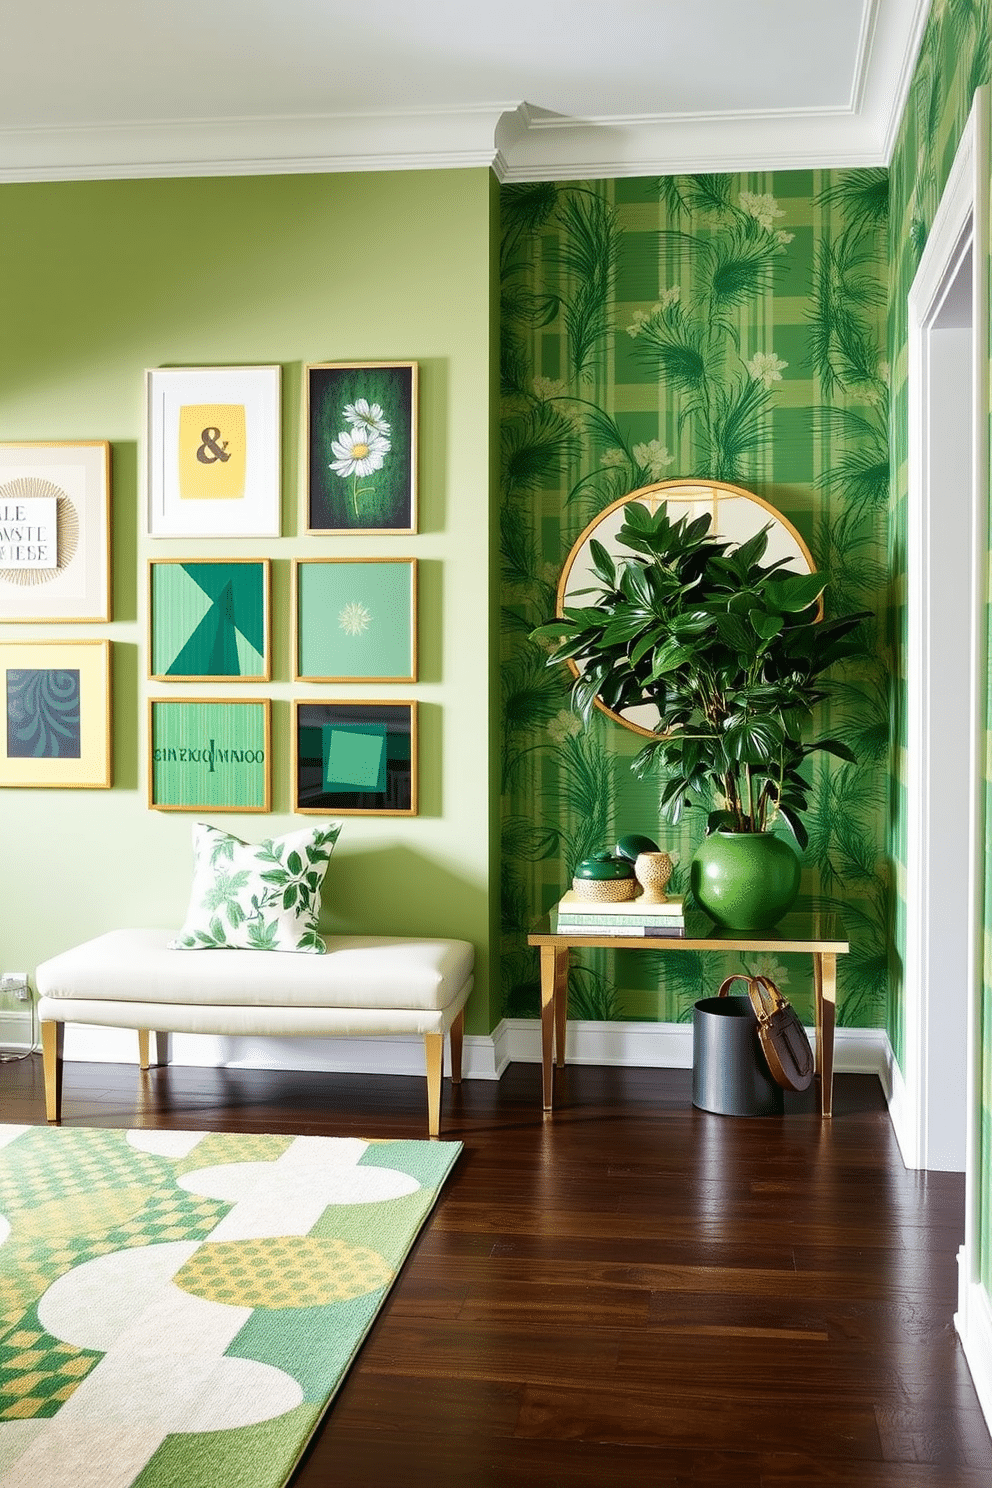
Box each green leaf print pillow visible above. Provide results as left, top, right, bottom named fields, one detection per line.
left=170, top=821, right=341, bottom=953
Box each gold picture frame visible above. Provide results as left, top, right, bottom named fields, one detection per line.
left=292, top=557, right=417, bottom=683
left=148, top=696, right=272, bottom=812
left=0, top=442, right=111, bottom=622
left=305, top=361, right=418, bottom=534
left=0, top=639, right=111, bottom=788
left=148, top=558, right=272, bottom=682
left=293, top=699, right=417, bottom=816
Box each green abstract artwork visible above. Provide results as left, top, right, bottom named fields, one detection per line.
left=150, top=699, right=270, bottom=812
left=295, top=559, right=416, bottom=682
left=150, top=561, right=269, bottom=681
left=295, top=702, right=415, bottom=816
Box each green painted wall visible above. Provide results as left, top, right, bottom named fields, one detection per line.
left=0, top=168, right=498, bottom=1036
left=499, top=171, right=889, bottom=1028
left=887, top=0, right=992, bottom=1295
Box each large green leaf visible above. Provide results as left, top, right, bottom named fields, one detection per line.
left=764, top=571, right=828, bottom=613
left=723, top=712, right=784, bottom=764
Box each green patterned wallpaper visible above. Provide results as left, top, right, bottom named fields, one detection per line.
left=499, top=170, right=890, bottom=1029
left=887, top=0, right=991, bottom=1296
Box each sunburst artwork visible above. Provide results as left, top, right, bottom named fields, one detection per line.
left=294, top=559, right=416, bottom=683
left=339, top=600, right=372, bottom=637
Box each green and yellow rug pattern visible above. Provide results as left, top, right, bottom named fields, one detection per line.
left=0, top=1124, right=461, bottom=1487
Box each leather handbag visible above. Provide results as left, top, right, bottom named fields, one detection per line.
left=717, top=973, right=815, bottom=1092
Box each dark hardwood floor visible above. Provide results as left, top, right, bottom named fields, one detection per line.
left=2, top=1053, right=990, bottom=1486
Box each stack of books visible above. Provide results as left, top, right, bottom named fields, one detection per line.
left=554, top=890, right=685, bottom=937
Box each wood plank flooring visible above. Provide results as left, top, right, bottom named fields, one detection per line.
left=1, top=1053, right=989, bottom=1486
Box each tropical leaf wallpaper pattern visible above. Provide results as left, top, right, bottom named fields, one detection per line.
left=499, top=169, right=890, bottom=1029
left=886, top=0, right=992, bottom=1298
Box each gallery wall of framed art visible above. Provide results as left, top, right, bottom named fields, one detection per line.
left=140, top=360, right=424, bottom=815
left=0, top=164, right=496, bottom=1036
left=0, top=360, right=427, bottom=817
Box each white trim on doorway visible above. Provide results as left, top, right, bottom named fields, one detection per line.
left=902, top=87, right=989, bottom=1177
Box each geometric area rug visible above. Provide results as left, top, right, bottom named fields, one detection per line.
left=0, top=1124, right=461, bottom=1488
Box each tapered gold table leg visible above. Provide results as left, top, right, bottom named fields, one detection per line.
left=554, top=956, right=568, bottom=1070
left=540, top=944, right=568, bottom=1110
left=813, top=952, right=837, bottom=1117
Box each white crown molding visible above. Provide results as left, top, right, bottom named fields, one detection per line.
left=0, top=105, right=514, bottom=184
left=0, top=2, right=934, bottom=186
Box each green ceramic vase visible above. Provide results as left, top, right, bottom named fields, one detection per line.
left=690, top=830, right=801, bottom=931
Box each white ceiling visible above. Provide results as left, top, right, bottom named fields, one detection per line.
left=0, top=0, right=930, bottom=183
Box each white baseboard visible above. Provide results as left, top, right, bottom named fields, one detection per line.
left=494, top=1017, right=892, bottom=1079
left=886, top=1038, right=918, bottom=1168
left=956, top=1252, right=992, bottom=1431
left=59, top=1017, right=893, bottom=1084
left=59, top=1023, right=505, bottom=1081
left=0, top=1009, right=35, bottom=1055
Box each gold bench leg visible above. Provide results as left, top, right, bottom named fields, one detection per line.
left=424, top=1032, right=443, bottom=1138
left=138, top=1030, right=171, bottom=1070
left=41, top=1021, right=64, bottom=1124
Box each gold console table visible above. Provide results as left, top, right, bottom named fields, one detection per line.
left=527, top=906, right=849, bottom=1117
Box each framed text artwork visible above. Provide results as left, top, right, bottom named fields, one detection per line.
left=146, top=366, right=281, bottom=538
left=305, top=362, right=417, bottom=534
left=149, top=697, right=271, bottom=812
left=293, top=700, right=417, bottom=816
left=0, top=442, right=111, bottom=622
left=0, top=639, right=111, bottom=788
left=293, top=558, right=417, bottom=683
left=148, top=559, right=271, bottom=682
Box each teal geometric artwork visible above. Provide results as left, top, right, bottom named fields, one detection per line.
left=322, top=722, right=388, bottom=792
left=150, top=560, right=269, bottom=681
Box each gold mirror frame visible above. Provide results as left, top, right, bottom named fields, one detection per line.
left=556, top=478, right=817, bottom=739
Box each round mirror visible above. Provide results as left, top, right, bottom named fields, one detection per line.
left=556, top=478, right=817, bottom=738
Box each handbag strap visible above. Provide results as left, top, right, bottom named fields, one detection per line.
left=717, top=972, right=786, bottom=1026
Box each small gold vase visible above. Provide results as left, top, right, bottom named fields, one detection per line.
left=634, top=851, right=673, bottom=903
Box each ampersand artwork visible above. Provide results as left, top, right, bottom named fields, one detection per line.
left=196, top=427, right=232, bottom=464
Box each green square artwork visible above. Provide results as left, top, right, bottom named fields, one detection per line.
left=295, top=702, right=415, bottom=816
left=150, top=699, right=270, bottom=812
left=149, top=560, right=269, bottom=681
left=323, top=723, right=388, bottom=792
left=296, top=560, right=416, bottom=682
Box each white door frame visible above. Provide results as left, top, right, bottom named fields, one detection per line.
left=900, top=86, right=988, bottom=1183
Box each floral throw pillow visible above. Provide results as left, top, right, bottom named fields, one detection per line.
left=169, top=822, right=341, bottom=953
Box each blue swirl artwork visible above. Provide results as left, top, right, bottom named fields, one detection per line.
left=6, top=669, right=81, bottom=758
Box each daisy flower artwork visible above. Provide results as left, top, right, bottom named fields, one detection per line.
left=306, top=362, right=418, bottom=534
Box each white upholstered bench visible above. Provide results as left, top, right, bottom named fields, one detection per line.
left=35, top=928, right=475, bottom=1136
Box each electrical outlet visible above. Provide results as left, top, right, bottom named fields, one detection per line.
left=0, top=973, right=29, bottom=1001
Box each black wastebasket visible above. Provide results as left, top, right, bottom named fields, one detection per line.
left=692, top=994, right=784, bottom=1116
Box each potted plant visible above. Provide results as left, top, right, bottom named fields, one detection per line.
left=531, top=499, right=869, bottom=929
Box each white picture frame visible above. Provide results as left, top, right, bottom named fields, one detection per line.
left=0, top=442, right=111, bottom=622
left=146, top=365, right=281, bottom=538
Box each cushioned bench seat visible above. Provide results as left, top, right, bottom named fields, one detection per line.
left=36, top=928, right=475, bottom=1136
